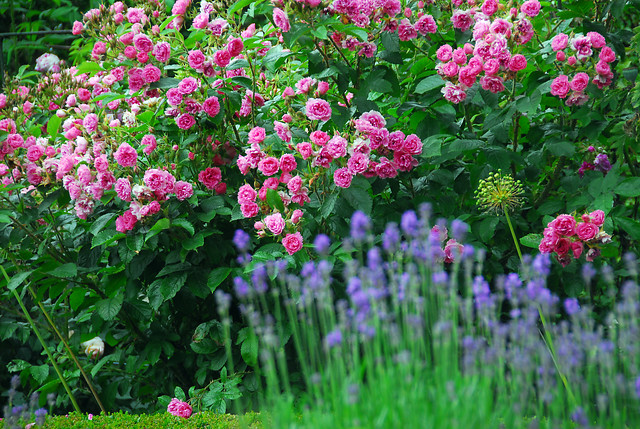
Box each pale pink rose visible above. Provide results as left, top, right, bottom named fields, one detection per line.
left=274, top=121, right=292, bottom=142
left=167, top=398, right=192, bottom=419
left=305, top=98, right=332, bottom=121
left=480, top=75, right=505, bottom=93
left=265, top=213, right=286, bottom=235
left=193, top=12, right=209, bottom=29
left=83, top=113, right=98, bottom=133
left=576, top=222, right=598, bottom=241
left=114, top=143, right=137, bottom=167
left=174, top=181, right=193, bottom=200
left=333, top=167, right=353, bottom=188
left=273, top=8, right=290, bottom=32
left=198, top=167, right=222, bottom=190
left=282, top=232, right=303, bottom=255
left=291, top=209, right=303, bottom=224
left=441, top=82, right=467, bottom=103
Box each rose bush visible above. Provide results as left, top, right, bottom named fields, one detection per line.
left=0, top=0, right=638, bottom=416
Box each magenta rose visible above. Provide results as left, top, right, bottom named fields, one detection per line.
left=576, top=222, right=598, bottom=241
left=570, top=72, right=590, bottom=92
left=508, top=54, right=527, bottom=72
left=198, top=167, right=222, bottom=190
left=178, top=77, right=198, bottom=95
left=176, top=113, right=196, bottom=130
left=571, top=241, right=584, bottom=259
left=237, top=184, right=257, bottom=204
left=258, top=156, right=279, bottom=176
left=554, top=238, right=571, bottom=256
left=305, top=98, right=332, bottom=122
left=115, top=178, right=132, bottom=201
left=133, top=34, right=153, bottom=53
left=142, top=65, right=161, bottom=83
left=588, top=210, right=605, bottom=226
left=549, top=214, right=577, bottom=237
left=153, top=42, right=171, bottom=62
left=550, top=75, right=570, bottom=98
left=241, top=202, right=259, bottom=218
left=203, top=96, right=220, bottom=117
left=520, top=0, right=541, bottom=17
left=551, top=33, right=568, bottom=51
left=282, top=232, right=303, bottom=255
left=333, top=168, right=353, bottom=188
left=188, top=50, right=205, bottom=69
left=115, top=210, right=137, bottom=233
left=213, top=50, right=231, bottom=68
left=265, top=213, right=285, bottom=235
left=167, top=398, right=192, bottom=419
left=402, top=134, right=423, bottom=155
left=273, top=8, right=290, bottom=32
left=599, top=47, right=616, bottom=63
left=248, top=127, right=266, bottom=144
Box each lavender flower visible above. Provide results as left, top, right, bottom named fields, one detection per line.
left=324, top=329, right=342, bottom=348
left=34, top=408, right=47, bottom=426
left=350, top=210, right=371, bottom=243
left=382, top=222, right=400, bottom=253
left=400, top=210, right=420, bottom=238
left=314, top=234, right=331, bottom=254
left=233, top=229, right=251, bottom=252
left=451, top=219, right=469, bottom=241
left=233, top=276, right=250, bottom=298
left=564, top=297, right=581, bottom=315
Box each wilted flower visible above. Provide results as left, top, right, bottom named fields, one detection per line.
left=81, top=336, right=105, bottom=359
left=35, top=53, right=61, bottom=73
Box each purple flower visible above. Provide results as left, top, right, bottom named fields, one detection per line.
left=570, top=407, right=589, bottom=427
left=432, top=271, right=448, bottom=287
left=233, top=229, right=251, bottom=252
left=582, top=263, right=597, bottom=283
left=401, top=210, right=420, bottom=237
left=215, top=290, right=232, bottom=312
left=314, top=234, right=331, bottom=254
left=635, top=376, right=640, bottom=399
left=532, top=253, right=551, bottom=277
left=564, top=297, right=581, bottom=315
left=350, top=211, right=371, bottom=242
left=451, top=219, right=468, bottom=241
left=382, top=223, right=400, bottom=253
left=594, top=153, right=611, bottom=174
left=324, top=329, right=342, bottom=348
left=233, top=276, right=250, bottom=297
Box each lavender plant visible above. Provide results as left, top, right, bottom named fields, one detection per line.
left=1, top=376, right=51, bottom=429
left=226, top=208, right=640, bottom=428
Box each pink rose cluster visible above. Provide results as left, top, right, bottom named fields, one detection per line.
left=431, top=224, right=465, bottom=264
left=437, top=0, right=541, bottom=103
left=538, top=210, right=612, bottom=267
left=549, top=31, right=615, bottom=106
left=167, top=398, right=192, bottom=418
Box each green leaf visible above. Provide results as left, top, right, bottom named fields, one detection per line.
left=475, top=217, right=499, bottom=243
left=182, top=233, right=205, bottom=251
left=415, top=75, right=444, bottom=94
left=157, top=263, right=191, bottom=277
left=47, top=115, right=62, bottom=137
left=241, top=331, right=258, bottom=367
left=74, top=62, right=103, bottom=75
left=321, top=193, right=338, bottom=220
left=160, top=274, right=187, bottom=302
left=520, top=233, right=543, bottom=249
left=151, top=218, right=171, bottom=231
left=149, top=78, right=180, bottom=89
left=266, top=188, right=285, bottom=213
left=69, top=288, right=86, bottom=311
left=616, top=217, right=640, bottom=240
left=30, top=364, right=49, bottom=385
left=262, top=45, right=293, bottom=73
left=546, top=141, right=575, bottom=157
left=207, top=267, right=231, bottom=293
left=89, top=213, right=117, bottom=236
left=615, top=178, right=640, bottom=197
left=174, top=386, right=186, bottom=402
left=92, top=231, right=126, bottom=248
left=227, top=0, right=261, bottom=17
left=47, top=263, right=77, bottom=278
left=6, top=270, right=33, bottom=291
left=96, top=295, right=124, bottom=320
left=172, top=218, right=194, bottom=236
left=311, top=25, right=328, bottom=39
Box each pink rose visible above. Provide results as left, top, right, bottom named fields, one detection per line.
left=114, top=142, right=138, bottom=167
left=241, top=202, right=259, bottom=218
left=143, top=64, right=161, bottom=83
left=188, top=50, right=205, bottom=70
left=214, top=50, right=231, bottom=68
left=436, top=44, right=453, bottom=62
left=571, top=241, right=583, bottom=259
left=203, top=97, right=220, bottom=117
left=279, top=154, right=297, bottom=173
left=549, top=214, right=576, bottom=236
left=248, top=127, right=266, bottom=144
left=291, top=209, right=303, bottom=224
left=273, top=8, right=290, bottom=32
left=282, top=232, right=303, bottom=255
left=551, top=33, right=568, bottom=51
left=153, top=42, right=171, bottom=63
left=115, top=178, right=132, bottom=201
left=333, top=167, right=353, bottom=188
left=415, top=14, right=437, bottom=35
left=305, top=98, right=332, bottom=122
left=237, top=184, right=257, bottom=204
left=258, top=156, right=279, bottom=176
left=554, top=238, right=571, bottom=256
left=550, top=75, right=570, bottom=98
left=167, top=398, right=192, bottom=419
left=198, top=167, right=222, bottom=190
left=508, top=54, right=527, bottom=72
left=178, top=77, right=199, bottom=95
left=265, top=213, right=286, bottom=235
left=72, top=21, right=83, bottom=35
left=480, top=75, right=505, bottom=94
left=115, top=210, right=137, bottom=233
left=227, top=38, right=244, bottom=57
left=287, top=176, right=302, bottom=193
left=296, top=142, right=314, bottom=160
left=176, top=113, right=196, bottom=130
left=398, top=18, right=417, bottom=41
left=599, top=46, right=616, bottom=63
left=444, top=239, right=463, bottom=263
left=174, top=181, right=193, bottom=200
left=520, top=0, right=541, bottom=17
left=481, top=0, right=499, bottom=16
left=588, top=210, right=605, bottom=226
left=570, top=72, right=589, bottom=92
left=402, top=134, right=423, bottom=155
left=576, top=222, right=598, bottom=241
left=133, top=34, right=153, bottom=53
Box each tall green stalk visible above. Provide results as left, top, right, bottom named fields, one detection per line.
left=502, top=206, right=523, bottom=263
left=1, top=265, right=81, bottom=413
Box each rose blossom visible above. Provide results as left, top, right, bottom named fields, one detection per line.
left=508, top=54, right=527, bottom=72
left=173, top=181, right=193, bottom=201
left=520, top=0, right=541, bottom=17
left=265, top=213, right=286, bottom=235
left=550, top=214, right=576, bottom=236
left=273, top=8, right=290, bottom=32
left=282, top=232, right=303, bottom=255
left=238, top=184, right=257, bottom=204
left=115, top=178, right=132, bottom=201
left=258, top=156, right=279, bottom=176
left=167, top=398, right=192, bottom=418
left=588, top=210, right=605, bottom=226
left=248, top=127, right=266, bottom=144
left=203, top=96, right=220, bottom=117
left=115, top=210, right=137, bottom=232
left=176, top=113, right=196, bottom=130
left=241, top=202, right=259, bottom=218
left=576, top=222, right=598, bottom=241
left=570, top=72, right=589, bottom=92
left=550, top=75, right=570, bottom=98
left=333, top=167, right=353, bottom=188
left=198, top=167, right=222, bottom=190
left=114, top=142, right=137, bottom=167
left=551, top=33, right=568, bottom=51
left=305, top=98, right=332, bottom=121
left=599, top=46, right=616, bottom=63
left=280, top=154, right=297, bottom=173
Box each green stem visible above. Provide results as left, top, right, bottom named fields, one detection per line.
left=29, top=286, right=106, bottom=414
left=502, top=207, right=523, bottom=263
left=0, top=265, right=81, bottom=414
